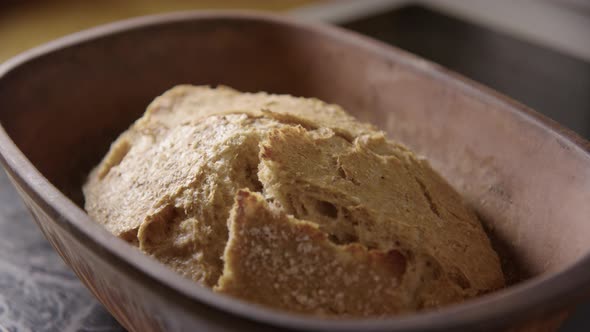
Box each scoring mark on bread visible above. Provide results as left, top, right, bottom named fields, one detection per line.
left=414, top=176, right=441, bottom=218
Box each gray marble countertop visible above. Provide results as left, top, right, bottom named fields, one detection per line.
left=0, top=170, right=123, bottom=332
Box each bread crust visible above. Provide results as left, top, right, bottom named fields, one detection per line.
left=84, top=85, right=504, bottom=316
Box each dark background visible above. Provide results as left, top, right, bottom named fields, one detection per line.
left=342, top=5, right=590, bottom=139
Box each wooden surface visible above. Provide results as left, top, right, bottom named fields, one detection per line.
left=0, top=0, right=318, bottom=62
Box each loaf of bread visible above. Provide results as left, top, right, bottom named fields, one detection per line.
left=84, top=85, right=504, bottom=317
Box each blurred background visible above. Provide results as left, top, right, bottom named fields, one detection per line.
left=0, top=0, right=589, bottom=331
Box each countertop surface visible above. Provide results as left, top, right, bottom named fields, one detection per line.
left=0, top=170, right=124, bottom=331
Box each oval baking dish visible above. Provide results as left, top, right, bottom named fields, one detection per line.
left=0, top=11, right=589, bottom=332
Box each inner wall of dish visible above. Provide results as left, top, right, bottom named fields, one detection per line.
left=1, top=17, right=589, bottom=285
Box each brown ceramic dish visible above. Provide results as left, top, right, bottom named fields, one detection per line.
left=0, top=11, right=589, bottom=332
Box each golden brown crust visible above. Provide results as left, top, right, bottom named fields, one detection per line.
left=85, top=114, right=284, bottom=286
left=138, top=85, right=375, bottom=141
left=84, top=85, right=504, bottom=316
left=216, top=190, right=412, bottom=317
left=257, top=126, right=504, bottom=297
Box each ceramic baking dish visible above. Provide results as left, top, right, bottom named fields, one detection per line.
left=0, top=12, right=589, bottom=332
